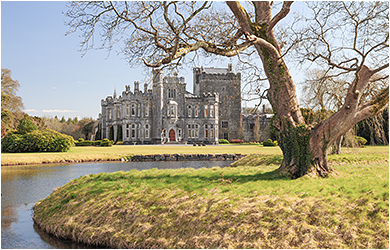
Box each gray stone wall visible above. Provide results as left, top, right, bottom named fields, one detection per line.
left=193, top=64, right=241, bottom=141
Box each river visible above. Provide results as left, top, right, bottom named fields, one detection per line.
left=1, top=160, right=234, bottom=249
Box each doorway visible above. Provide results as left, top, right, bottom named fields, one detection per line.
left=169, top=129, right=176, bottom=142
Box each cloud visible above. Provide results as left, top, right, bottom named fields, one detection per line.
left=23, top=109, right=39, bottom=113
left=52, top=87, right=57, bottom=89
left=42, top=109, right=78, bottom=113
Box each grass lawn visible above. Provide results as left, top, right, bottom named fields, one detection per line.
left=1, top=144, right=282, bottom=166
left=33, top=146, right=389, bottom=248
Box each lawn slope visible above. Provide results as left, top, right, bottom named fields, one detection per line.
left=33, top=147, right=389, bottom=248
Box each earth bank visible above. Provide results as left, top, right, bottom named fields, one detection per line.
left=33, top=151, right=389, bottom=249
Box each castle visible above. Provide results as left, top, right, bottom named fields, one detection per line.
left=96, top=64, right=273, bottom=144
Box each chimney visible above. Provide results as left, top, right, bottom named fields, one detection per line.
left=262, top=104, right=266, bottom=114
left=144, top=83, right=148, bottom=93
left=134, top=81, right=140, bottom=92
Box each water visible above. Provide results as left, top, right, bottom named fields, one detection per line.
left=1, top=160, right=233, bottom=249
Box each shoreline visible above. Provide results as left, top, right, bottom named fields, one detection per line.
left=1, top=153, right=246, bottom=166
left=32, top=152, right=389, bottom=249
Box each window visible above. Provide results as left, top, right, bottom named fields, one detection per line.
left=126, top=104, right=129, bottom=116
left=168, top=89, right=176, bottom=98
left=168, top=104, right=176, bottom=117
left=188, top=105, right=192, bottom=117
left=131, top=124, right=136, bottom=138
left=126, top=129, right=129, bottom=138
left=210, top=105, right=214, bottom=117
left=117, top=106, right=121, bottom=118
left=204, top=105, right=208, bottom=117
left=145, top=124, right=149, bottom=138
left=178, top=129, right=182, bottom=138
left=210, top=129, right=214, bottom=138
left=222, top=121, right=228, bottom=129
left=145, top=104, right=149, bottom=117
left=250, top=123, right=255, bottom=130
left=195, top=105, right=198, bottom=117
left=108, top=109, right=112, bottom=120
left=138, top=105, right=141, bottom=117
left=188, top=124, right=199, bottom=138
left=224, top=132, right=229, bottom=140
left=131, top=104, right=135, bottom=116
left=205, top=129, right=208, bottom=138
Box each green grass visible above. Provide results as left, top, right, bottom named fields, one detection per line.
left=1, top=144, right=282, bottom=165
left=33, top=147, right=389, bottom=248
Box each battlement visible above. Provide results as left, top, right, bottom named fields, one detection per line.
left=163, top=75, right=186, bottom=84
left=185, top=92, right=219, bottom=102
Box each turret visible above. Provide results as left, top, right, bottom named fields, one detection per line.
left=134, top=81, right=140, bottom=92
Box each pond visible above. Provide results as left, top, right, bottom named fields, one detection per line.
left=1, top=160, right=234, bottom=249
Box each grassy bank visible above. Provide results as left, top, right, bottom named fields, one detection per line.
left=1, top=145, right=282, bottom=166
left=33, top=148, right=389, bottom=248
left=2, top=144, right=388, bottom=166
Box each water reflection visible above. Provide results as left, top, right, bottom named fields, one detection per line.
left=1, top=160, right=233, bottom=249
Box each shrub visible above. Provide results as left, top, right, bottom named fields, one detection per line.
left=93, top=140, right=102, bottom=146
left=230, top=139, right=244, bottom=144
left=355, top=136, right=367, bottom=147
left=263, top=138, right=277, bottom=147
left=218, top=139, right=230, bottom=144
left=100, top=138, right=114, bottom=147
left=75, top=140, right=94, bottom=146
left=1, top=129, right=74, bottom=153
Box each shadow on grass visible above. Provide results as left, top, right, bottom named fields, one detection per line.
left=138, top=168, right=287, bottom=193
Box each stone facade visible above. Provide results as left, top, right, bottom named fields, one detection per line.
left=97, top=64, right=273, bottom=144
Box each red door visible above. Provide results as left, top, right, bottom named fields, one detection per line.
left=169, top=129, right=175, bottom=142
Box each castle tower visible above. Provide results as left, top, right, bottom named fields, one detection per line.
left=193, top=64, right=241, bottom=141
left=152, top=68, right=164, bottom=143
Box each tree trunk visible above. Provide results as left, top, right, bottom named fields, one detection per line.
left=227, top=1, right=388, bottom=179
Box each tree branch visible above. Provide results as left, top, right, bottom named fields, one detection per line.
left=267, top=1, right=293, bottom=34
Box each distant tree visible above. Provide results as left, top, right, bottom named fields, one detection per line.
left=16, top=114, right=38, bottom=134
left=66, top=1, right=388, bottom=178
left=1, top=68, right=24, bottom=135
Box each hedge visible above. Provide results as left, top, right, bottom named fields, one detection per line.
left=1, top=129, right=74, bottom=153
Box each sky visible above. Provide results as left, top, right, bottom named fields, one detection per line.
left=1, top=1, right=307, bottom=120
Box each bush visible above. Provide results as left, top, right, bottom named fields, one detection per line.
left=1, top=129, right=74, bottom=153
left=263, top=138, right=277, bottom=147
left=93, top=140, right=102, bottom=146
left=218, top=139, right=230, bottom=144
left=100, top=138, right=114, bottom=147
left=230, top=139, right=244, bottom=144
left=355, top=136, right=367, bottom=147
left=75, top=140, right=94, bottom=146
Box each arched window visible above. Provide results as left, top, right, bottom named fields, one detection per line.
left=145, top=124, right=150, bottom=138
left=195, top=105, right=198, bottom=117
left=131, top=124, right=136, bottom=138
left=204, top=105, right=208, bottom=117
left=131, top=104, right=135, bottom=116
left=210, top=105, right=214, bottom=117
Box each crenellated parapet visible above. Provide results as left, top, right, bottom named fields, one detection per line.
left=163, top=75, right=186, bottom=84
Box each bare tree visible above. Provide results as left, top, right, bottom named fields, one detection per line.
left=65, top=1, right=389, bottom=179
